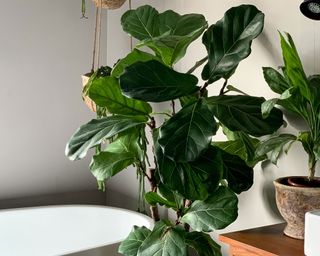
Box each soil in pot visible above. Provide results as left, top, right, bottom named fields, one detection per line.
left=274, top=176, right=320, bottom=239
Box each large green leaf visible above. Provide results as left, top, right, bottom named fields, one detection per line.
left=65, top=115, right=147, bottom=161
left=155, top=138, right=223, bottom=201
left=256, top=134, right=297, bottom=164
left=262, top=67, right=290, bottom=94
left=280, top=33, right=311, bottom=101
left=145, top=192, right=177, bottom=209
left=181, top=186, right=238, bottom=232
left=202, top=5, right=264, bottom=83
left=219, top=149, right=254, bottom=194
left=137, top=221, right=187, bottom=256
left=120, top=60, right=199, bottom=102
left=118, top=226, right=151, bottom=256
left=186, top=232, right=221, bottom=256
left=158, top=99, right=217, bottom=162
left=121, top=5, right=207, bottom=66
left=207, top=95, right=283, bottom=136
left=112, top=49, right=160, bottom=78
left=88, top=76, right=152, bottom=116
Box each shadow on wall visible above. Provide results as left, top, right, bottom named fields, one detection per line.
left=261, top=161, right=283, bottom=220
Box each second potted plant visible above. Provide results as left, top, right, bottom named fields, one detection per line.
left=257, top=32, right=320, bottom=239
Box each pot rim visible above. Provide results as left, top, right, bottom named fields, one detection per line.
left=274, top=176, right=320, bottom=193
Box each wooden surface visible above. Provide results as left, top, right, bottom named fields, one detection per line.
left=219, top=223, right=305, bottom=256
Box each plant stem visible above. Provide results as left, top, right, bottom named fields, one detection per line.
left=148, top=168, right=160, bottom=221
left=171, top=100, right=176, bottom=115
left=308, top=155, right=316, bottom=180
left=187, top=56, right=208, bottom=74
left=200, top=82, right=209, bottom=96
left=219, top=79, right=228, bottom=95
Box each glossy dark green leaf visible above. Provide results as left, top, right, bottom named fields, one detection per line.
left=119, top=60, right=199, bottom=102
left=207, top=95, right=283, bottom=136
left=202, top=5, right=264, bottom=83
left=159, top=99, right=217, bottom=162
left=181, top=186, right=238, bottom=232
left=186, top=232, right=221, bottom=256
left=88, top=76, right=152, bottom=116
left=65, top=115, right=147, bottom=161
left=280, top=33, right=311, bottom=101
left=262, top=67, right=290, bottom=94
left=219, top=149, right=254, bottom=194
left=112, top=49, right=160, bottom=78
left=256, top=134, right=297, bottom=165
left=121, top=5, right=207, bottom=65
left=137, top=221, right=187, bottom=256
left=145, top=192, right=177, bottom=209
left=118, top=226, right=151, bottom=256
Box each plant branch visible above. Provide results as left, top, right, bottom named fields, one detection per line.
left=187, top=56, right=208, bottom=74
left=200, top=82, right=209, bottom=96
left=219, top=79, right=228, bottom=95
left=148, top=168, right=160, bottom=221
left=171, top=100, right=176, bottom=115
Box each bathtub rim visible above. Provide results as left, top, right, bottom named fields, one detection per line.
left=0, top=204, right=154, bottom=255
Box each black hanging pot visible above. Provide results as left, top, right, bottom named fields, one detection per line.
left=300, top=0, right=320, bottom=20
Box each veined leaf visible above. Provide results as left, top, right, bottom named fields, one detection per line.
left=121, top=5, right=207, bottom=65
left=181, top=186, right=238, bottom=232
left=137, top=221, right=187, bottom=256
left=65, top=115, right=147, bottom=161
left=186, top=232, right=221, bottom=256
left=159, top=99, right=217, bottom=162
left=90, top=152, right=135, bottom=182
left=88, top=76, right=152, bottom=116
left=202, top=5, right=264, bottom=83
left=118, top=226, right=151, bottom=256
left=120, top=60, right=199, bottom=102
left=112, top=49, right=160, bottom=78
left=207, top=95, right=283, bottom=136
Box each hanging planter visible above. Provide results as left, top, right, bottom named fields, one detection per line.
left=81, top=73, right=96, bottom=113
left=91, top=0, right=126, bottom=9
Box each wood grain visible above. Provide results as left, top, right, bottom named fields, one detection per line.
left=219, top=223, right=304, bottom=256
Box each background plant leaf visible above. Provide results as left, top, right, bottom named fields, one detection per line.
left=202, top=5, right=264, bottom=83
left=186, top=232, right=221, bottom=256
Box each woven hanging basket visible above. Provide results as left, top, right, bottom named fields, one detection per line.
left=81, top=74, right=96, bottom=113
left=91, top=0, right=126, bottom=10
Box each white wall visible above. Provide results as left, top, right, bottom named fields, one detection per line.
left=0, top=0, right=108, bottom=200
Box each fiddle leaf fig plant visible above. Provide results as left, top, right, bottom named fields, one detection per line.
left=66, top=4, right=284, bottom=256
left=257, top=32, right=320, bottom=180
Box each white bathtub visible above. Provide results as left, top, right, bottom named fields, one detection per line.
left=0, top=205, right=153, bottom=256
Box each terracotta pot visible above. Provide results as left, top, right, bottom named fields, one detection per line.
left=91, top=0, right=126, bottom=9
left=274, top=176, right=320, bottom=239
left=81, top=74, right=96, bottom=113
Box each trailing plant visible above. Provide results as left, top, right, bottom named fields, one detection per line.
left=257, top=32, right=320, bottom=180
left=66, top=4, right=283, bottom=256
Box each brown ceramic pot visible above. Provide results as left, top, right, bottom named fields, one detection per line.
left=274, top=176, right=320, bottom=239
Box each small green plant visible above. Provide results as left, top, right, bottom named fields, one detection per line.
left=257, top=32, right=320, bottom=181
left=66, top=5, right=283, bottom=255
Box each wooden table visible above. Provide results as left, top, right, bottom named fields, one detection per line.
left=219, top=223, right=304, bottom=256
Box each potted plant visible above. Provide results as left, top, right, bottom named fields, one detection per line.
left=256, top=32, right=320, bottom=239
left=66, top=4, right=283, bottom=255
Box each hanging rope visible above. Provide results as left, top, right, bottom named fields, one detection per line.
left=91, top=0, right=103, bottom=72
